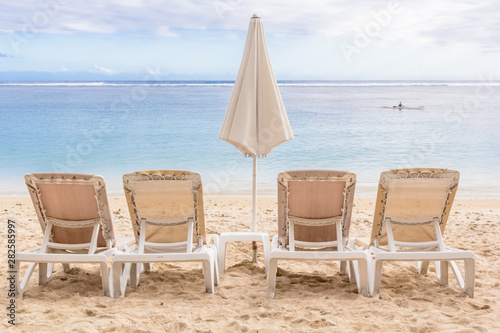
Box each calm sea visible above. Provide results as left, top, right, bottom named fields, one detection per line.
left=1, top=81, right=499, bottom=198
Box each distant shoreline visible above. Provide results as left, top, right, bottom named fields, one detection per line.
left=1, top=79, right=500, bottom=87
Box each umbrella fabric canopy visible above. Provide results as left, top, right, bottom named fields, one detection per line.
left=219, top=14, right=293, bottom=239
left=220, top=14, right=293, bottom=158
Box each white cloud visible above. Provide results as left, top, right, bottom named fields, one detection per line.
left=0, top=0, right=498, bottom=79
left=62, top=21, right=116, bottom=34
left=0, top=0, right=497, bottom=54
left=88, top=65, right=113, bottom=74
left=156, top=26, right=178, bottom=38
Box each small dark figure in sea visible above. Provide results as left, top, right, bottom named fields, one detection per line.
left=399, top=101, right=403, bottom=107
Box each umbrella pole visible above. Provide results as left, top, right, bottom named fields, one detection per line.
left=252, top=156, right=258, bottom=262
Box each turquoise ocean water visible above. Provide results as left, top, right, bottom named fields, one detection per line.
left=1, top=81, right=499, bottom=197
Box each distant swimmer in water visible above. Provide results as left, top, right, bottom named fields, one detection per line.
left=398, top=102, right=403, bottom=107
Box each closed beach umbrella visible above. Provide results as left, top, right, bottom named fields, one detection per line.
left=220, top=14, right=293, bottom=260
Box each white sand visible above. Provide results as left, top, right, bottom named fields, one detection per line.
left=1, top=197, right=499, bottom=332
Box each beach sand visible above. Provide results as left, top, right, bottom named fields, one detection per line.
left=1, top=196, right=499, bottom=332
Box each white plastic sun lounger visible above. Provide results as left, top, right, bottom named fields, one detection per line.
left=111, top=170, right=219, bottom=298
left=267, top=170, right=371, bottom=298
left=369, top=168, right=475, bottom=297
left=16, top=173, right=131, bottom=298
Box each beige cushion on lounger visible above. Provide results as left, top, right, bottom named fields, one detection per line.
left=25, top=173, right=114, bottom=247
left=370, top=168, right=459, bottom=246
left=277, top=170, right=356, bottom=247
left=123, top=170, right=207, bottom=245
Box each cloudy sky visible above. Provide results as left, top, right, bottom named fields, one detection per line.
left=0, top=0, right=498, bottom=80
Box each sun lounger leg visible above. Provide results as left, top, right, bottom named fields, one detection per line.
left=448, top=260, right=465, bottom=290
left=14, top=259, right=24, bottom=299
left=100, top=262, right=110, bottom=296
left=218, top=237, right=228, bottom=275
left=340, top=261, right=347, bottom=274
left=210, top=244, right=219, bottom=286
left=18, top=262, right=38, bottom=298
left=262, top=234, right=270, bottom=274
left=366, top=250, right=374, bottom=297
left=38, top=263, right=50, bottom=285
left=62, top=263, right=73, bottom=272
left=267, top=257, right=278, bottom=299
left=437, top=261, right=449, bottom=285
left=348, top=260, right=357, bottom=284
left=372, top=259, right=384, bottom=297
left=48, top=263, right=54, bottom=277
left=463, top=258, right=475, bottom=297
left=111, top=260, right=127, bottom=299
left=129, top=263, right=141, bottom=287
left=143, top=263, right=152, bottom=272
left=202, top=254, right=214, bottom=294
left=129, top=263, right=137, bottom=287
left=418, top=261, right=430, bottom=274
left=343, top=238, right=358, bottom=276
left=356, top=258, right=370, bottom=297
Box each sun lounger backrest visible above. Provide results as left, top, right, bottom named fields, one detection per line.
left=370, top=168, right=459, bottom=246
left=25, top=173, right=114, bottom=247
left=277, top=170, right=356, bottom=247
left=123, top=170, right=206, bottom=244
